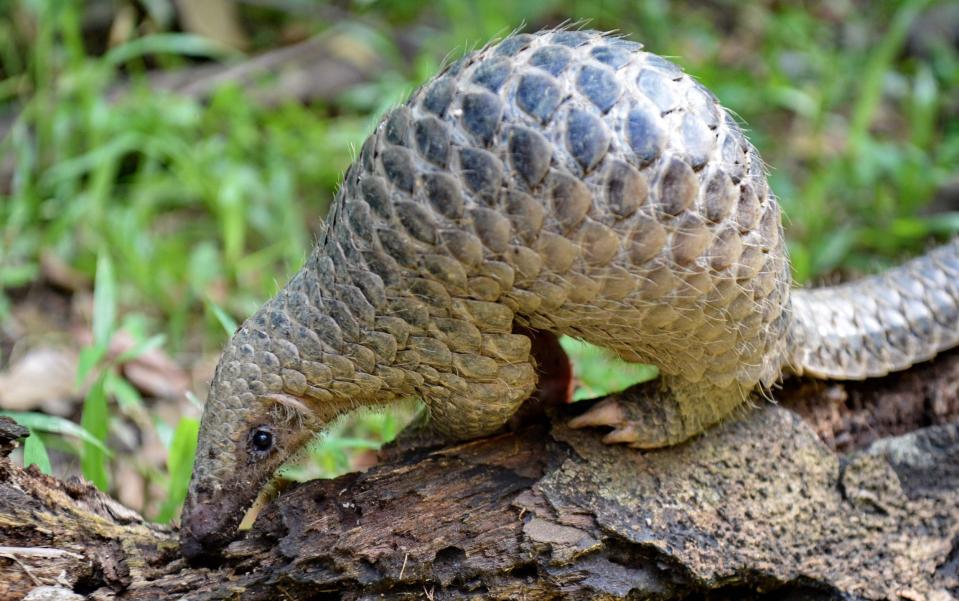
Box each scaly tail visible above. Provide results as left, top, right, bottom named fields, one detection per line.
left=790, top=239, right=959, bottom=379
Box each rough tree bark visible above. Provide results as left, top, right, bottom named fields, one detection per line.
left=1, top=351, right=958, bottom=601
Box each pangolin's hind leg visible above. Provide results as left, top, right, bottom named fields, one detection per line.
left=568, top=376, right=751, bottom=449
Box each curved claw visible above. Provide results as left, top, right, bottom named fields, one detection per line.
left=567, top=392, right=676, bottom=449
left=568, top=399, right=626, bottom=429
left=601, top=424, right=641, bottom=444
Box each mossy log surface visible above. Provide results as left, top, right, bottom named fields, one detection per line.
left=1, top=351, right=958, bottom=600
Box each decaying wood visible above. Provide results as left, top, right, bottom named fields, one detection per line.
left=1, top=352, right=959, bottom=600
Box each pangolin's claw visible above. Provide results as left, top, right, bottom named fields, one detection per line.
left=567, top=381, right=693, bottom=449
left=571, top=397, right=657, bottom=446
left=568, top=398, right=626, bottom=429
left=601, top=424, right=641, bottom=445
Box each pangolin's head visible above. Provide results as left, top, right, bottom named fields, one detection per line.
left=179, top=298, right=331, bottom=561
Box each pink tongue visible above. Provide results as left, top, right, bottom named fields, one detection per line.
left=515, top=326, right=574, bottom=406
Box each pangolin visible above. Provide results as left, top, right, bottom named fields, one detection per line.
left=179, top=29, right=959, bottom=559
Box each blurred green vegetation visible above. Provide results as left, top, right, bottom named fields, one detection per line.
left=1, top=0, right=957, bottom=519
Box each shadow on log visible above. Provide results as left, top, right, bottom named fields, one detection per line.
left=1, top=353, right=958, bottom=600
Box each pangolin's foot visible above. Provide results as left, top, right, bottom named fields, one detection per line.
left=568, top=381, right=687, bottom=449
left=568, top=378, right=752, bottom=449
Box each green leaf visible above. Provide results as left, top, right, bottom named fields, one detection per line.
left=559, top=337, right=659, bottom=402
left=154, top=417, right=199, bottom=523
left=23, top=430, right=52, bottom=474
left=80, top=375, right=110, bottom=491
left=0, top=411, right=112, bottom=455
left=93, top=252, right=117, bottom=348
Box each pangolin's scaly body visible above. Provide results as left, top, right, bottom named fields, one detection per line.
left=180, top=29, right=959, bottom=558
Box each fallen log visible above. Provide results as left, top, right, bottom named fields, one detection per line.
left=1, top=352, right=958, bottom=600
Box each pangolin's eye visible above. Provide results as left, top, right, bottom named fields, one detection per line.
left=250, top=428, right=274, bottom=453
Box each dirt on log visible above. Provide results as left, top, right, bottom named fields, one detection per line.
left=1, top=352, right=959, bottom=600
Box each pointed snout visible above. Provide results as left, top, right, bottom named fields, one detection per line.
left=179, top=487, right=248, bottom=563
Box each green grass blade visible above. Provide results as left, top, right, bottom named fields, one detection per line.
left=317, top=437, right=384, bottom=451
left=80, top=375, right=110, bottom=490
left=848, top=0, right=930, bottom=151
left=909, top=64, right=938, bottom=151
left=76, top=343, right=107, bottom=388
left=23, top=429, right=52, bottom=474
left=0, top=411, right=112, bottom=455
left=810, top=227, right=861, bottom=276
left=105, top=371, right=145, bottom=411
left=154, top=417, right=199, bottom=523
left=207, top=300, right=239, bottom=336
left=0, top=263, right=39, bottom=288
left=38, top=133, right=143, bottom=188
left=103, top=33, right=236, bottom=66
left=115, top=334, right=166, bottom=364
left=93, top=252, right=117, bottom=348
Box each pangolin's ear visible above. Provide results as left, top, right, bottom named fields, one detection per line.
left=260, top=392, right=314, bottom=426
